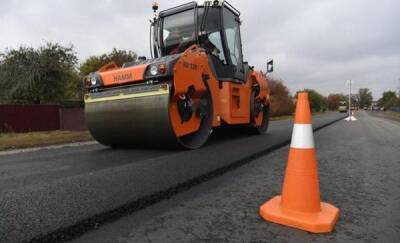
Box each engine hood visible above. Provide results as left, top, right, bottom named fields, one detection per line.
left=98, top=54, right=181, bottom=88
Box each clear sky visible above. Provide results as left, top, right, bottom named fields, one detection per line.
left=1, top=0, right=399, bottom=99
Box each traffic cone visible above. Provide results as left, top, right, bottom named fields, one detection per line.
left=259, top=92, right=339, bottom=233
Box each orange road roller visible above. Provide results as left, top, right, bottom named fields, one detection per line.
left=83, top=0, right=273, bottom=149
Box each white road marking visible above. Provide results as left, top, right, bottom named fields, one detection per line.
left=344, top=116, right=357, bottom=121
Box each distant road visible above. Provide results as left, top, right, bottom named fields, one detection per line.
left=0, top=112, right=345, bottom=242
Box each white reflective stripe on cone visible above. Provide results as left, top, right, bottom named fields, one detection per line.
left=290, top=124, right=315, bottom=149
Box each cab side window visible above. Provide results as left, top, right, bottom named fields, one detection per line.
left=208, top=32, right=227, bottom=64
left=223, top=8, right=243, bottom=74
left=225, top=28, right=240, bottom=66
left=198, top=8, right=227, bottom=65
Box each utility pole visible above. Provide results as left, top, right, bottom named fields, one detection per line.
left=397, top=78, right=400, bottom=97
left=347, top=80, right=353, bottom=118
left=344, top=80, right=357, bottom=121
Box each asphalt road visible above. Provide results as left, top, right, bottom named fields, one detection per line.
left=73, top=111, right=400, bottom=243
left=0, top=113, right=345, bottom=242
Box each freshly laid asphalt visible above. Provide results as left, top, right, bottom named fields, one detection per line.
left=0, top=113, right=345, bottom=242
left=73, top=111, right=400, bottom=243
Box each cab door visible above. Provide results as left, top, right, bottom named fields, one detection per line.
left=218, top=6, right=251, bottom=124
left=222, top=6, right=245, bottom=82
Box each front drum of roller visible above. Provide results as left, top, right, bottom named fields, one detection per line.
left=84, top=84, right=212, bottom=149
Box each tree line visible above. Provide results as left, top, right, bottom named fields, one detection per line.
left=326, top=88, right=400, bottom=111
left=1, top=42, right=398, bottom=113
left=267, top=79, right=400, bottom=115
left=376, top=91, right=400, bottom=110
left=0, top=43, right=137, bottom=104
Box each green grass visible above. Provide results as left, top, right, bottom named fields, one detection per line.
left=0, top=130, right=93, bottom=151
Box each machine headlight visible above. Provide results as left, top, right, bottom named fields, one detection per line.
left=149, top=65, right=158, bottom=76
left=90, top=76, right=97, bottom=85
left=84, top=73, right=102, bottom=89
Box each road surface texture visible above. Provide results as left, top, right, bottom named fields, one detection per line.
left=0, top=113, right=345, bottom=242
left=74, top=111, right=400, bottom=243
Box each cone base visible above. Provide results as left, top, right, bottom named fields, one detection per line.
left=259, top=196, right=339, bottom=233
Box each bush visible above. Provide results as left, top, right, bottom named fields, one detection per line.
left=79, top=48, right=137, bottom=76
left=296, top=89, right=327, bottom=112
left=378, top=91, right=399, bottom=110
left=0, top=43, right=79, bottom=104
left=327, top=93, right=346, bottom=110
left=267, top=78, right=295, bottom=117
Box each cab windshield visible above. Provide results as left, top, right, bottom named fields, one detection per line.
left=161, top=9, right=196, bottom=55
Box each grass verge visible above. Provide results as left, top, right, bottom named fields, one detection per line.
left=0, top=130, right=93, bottom=151
left=386, top=111, right=400, bottom=119
left=369, top=110, right=400, bottom=122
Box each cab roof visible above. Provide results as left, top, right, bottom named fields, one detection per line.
left=159, top=1, right=240, bottom=18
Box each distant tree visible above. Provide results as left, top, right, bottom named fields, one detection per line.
left=327, top=93, right=346, bottom=110
left=378, top=91, right=398, bottom=110
left=296, top=89, right=326, bottom=112
left=79, top=56, right=106, bottom=77
left=267, top=78, right=295, bottom=117
left=79, top=48, right=137, bottom=76
left=344, top=94, right=359, bottom=108
left=357, top=88, right=373, bottom=108
left=64, top=70, right=82, bottom=100
left=0, top=43, right=79, bottom=104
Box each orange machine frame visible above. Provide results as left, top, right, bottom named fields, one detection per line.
left=94, top=45, right=270, bottom=138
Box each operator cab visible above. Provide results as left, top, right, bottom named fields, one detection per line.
left=152, top=0, right=247, bottom=82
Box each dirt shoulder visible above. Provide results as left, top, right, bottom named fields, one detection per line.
left=368, top=110, right=400, bottom=122
left=0, top=130, right=93, bottom=151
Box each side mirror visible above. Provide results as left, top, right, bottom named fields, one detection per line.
left=267, top=59, right=274, bottom=73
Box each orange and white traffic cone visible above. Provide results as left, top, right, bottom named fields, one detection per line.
left=259, top=92, right=339, bottom=233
